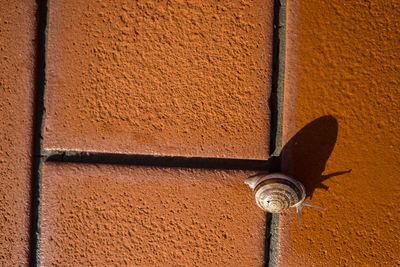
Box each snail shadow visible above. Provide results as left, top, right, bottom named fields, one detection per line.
left=281, top=115, right=351, bottom=199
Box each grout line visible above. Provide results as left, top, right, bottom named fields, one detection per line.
left=266, top=0, right=287, bottom=266
left=44, top=150, right=278, bottom=171
left=267, top=213, right=280, bottom=267
left=270, top=0, right=286, bottom=158
left=29, top=0, right=49, bottom=266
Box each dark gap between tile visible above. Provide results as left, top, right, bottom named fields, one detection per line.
left=265, top=0, right=287, bottom=266
left=30, top=0, right=50, bottom=266
left=44, top=150, right=278, bottom=171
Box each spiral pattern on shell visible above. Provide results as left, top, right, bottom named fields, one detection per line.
left=252, top=174, right=306, bottom=213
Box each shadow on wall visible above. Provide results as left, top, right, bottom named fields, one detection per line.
left=281, top=115, right=351, bottom=199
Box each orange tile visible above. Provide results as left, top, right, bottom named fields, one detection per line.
left=41, top=163, right=266, bottom=265
left=44, top=0, right=274, bottom=159
left=279, top=0, right=400, bottom=265
left=0, top=1, right=37, bottom=264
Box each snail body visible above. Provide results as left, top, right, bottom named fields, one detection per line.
left=245, top=173, right=324, bottom=227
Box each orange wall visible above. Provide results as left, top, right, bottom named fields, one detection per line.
left=40, top=164, right=266, bottom=265
left=45, top=0, right=273, bottom=159
left=0, top=1, right=36, bottom=264
left=1, top=0, right=399, bottom=265
left=280, top=0, right=400, bottom=265
left=42, top=0, right=274, bottom=265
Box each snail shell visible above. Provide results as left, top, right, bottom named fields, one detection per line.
left=245, top=173, right=305, bottom=213
left=245, top=173, right=325, bottom=228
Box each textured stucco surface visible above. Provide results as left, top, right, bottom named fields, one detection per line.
left=0, top=0, right=36, bottom=264
left=280, top=0, right=400, bottom=265
left=41, top=163, right=266, bottom=266
left=44, top=0, right=274, bottom=159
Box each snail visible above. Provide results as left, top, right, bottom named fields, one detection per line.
left=245, top=173, right=325, bottom=228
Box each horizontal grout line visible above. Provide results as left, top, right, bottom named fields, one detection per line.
left=44, top=150, right=279, bottom=171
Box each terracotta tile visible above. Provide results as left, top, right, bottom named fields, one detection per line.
left=279, top=0, right=400, bottom=265
left=41, top=163, right=266, bottom=266
left=44, top=0, right=274, bottom=159
left=0, top=1, right=37, bottom=264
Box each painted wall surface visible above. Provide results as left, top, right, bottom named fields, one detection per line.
left=40, top=0, right=274, bottom=266
left=44, top=0, right=274, bottom=159
left=280, top=0, right=400, bottom=265
left=0, top=1, right=36, bottom=264
left=40, top=163, right=266, bottom=266
left=1, top=0, right=399, bottom=265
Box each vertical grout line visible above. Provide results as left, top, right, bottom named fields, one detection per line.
left=270, top=0, right=286, bottom=158
left=30, top=0, right=49, bottom=266
left=266, top=0, right=286, bottom=266
left=267, top=212, right=280, bottom=267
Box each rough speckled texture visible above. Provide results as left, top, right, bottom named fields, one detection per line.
left=280, top=0, right=400, bottom=265
left=41, top=163, right=266, bottom=266
left=44, top=0, right=274, bottom=159
left=0, top=0, right=36, bottom=264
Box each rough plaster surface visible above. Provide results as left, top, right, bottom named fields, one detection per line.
left=0, top=1, right=36, bottom=265
left=44, top=0, right=274, bottom=159
left=280, top=0, right=400, bottom=265
left=41, top=163, right=266, bottom=266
